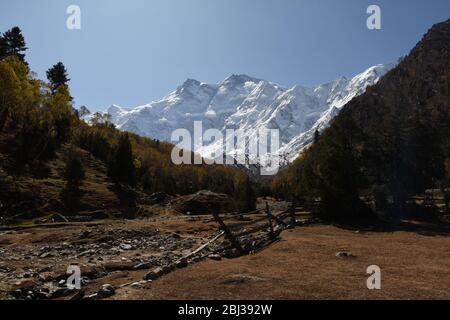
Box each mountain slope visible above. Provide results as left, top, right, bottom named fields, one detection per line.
left=273, top=19, right=450, bottom=219
left=106, top=64, right=394, bottom=164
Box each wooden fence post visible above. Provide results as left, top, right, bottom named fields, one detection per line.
left=290, top=201, right=296, bottom=227
left=265, top=202, right=275, bottom=238
left=211, top=211, right=244, bottom=254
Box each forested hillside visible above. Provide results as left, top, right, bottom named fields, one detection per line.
left=273, top=19, right=450, bottom=221
left=0, top=27, right=254, bottom=224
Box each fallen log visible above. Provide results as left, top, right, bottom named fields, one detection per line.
left=183, top=231, right=225, bottom=260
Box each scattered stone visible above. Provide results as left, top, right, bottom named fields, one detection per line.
left=0, top=266, right=9, bottom=273
left=98, top=284, right=115, bottom=298
left=144, top=267, right=164, bottom=281
left=39, top=252, right=53, bottom=258
left=208, top=254, right=222, bottom=261
left=38, top=272, right=55, bottom=282
left=130, top=281, right=148, bottom=289
left=78, top=250, right=94, bottom=257
left=38, top=266, right=51, bottom=273
left=120, top=244, right=133, bottom=251
left=335, top=251, right=355, bottom=258
left=13, top=289, right=22, bottom=298
left=175, top=258, right=188, bottom=269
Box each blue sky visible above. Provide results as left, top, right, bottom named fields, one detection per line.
left=1, top=0, right=449, bottom=111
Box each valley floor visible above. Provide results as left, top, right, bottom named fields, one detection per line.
left=113, top=224, right=450, bottom=300
left=1, top=213, right=449, bottom=300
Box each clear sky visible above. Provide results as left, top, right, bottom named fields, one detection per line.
left=1, top=0, right=449, bottom=111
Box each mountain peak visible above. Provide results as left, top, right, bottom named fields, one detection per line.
left=222, top=74, right=261, bottom=85
left=181, top=78, right=201, bottom=87
left=107, top=64, right=393, bottom=164
left=107, top=104, right=123, bottom=113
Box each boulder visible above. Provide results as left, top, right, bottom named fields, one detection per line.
left=98, top=284, right=115, bottom=298
left=143, top=267, right=164, bottom=281
left=172, top=191, right=235, bottom=215
left=208, top=254, right=222, bottom=261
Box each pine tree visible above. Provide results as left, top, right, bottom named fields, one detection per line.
left=1, top=27, right=27, bottom=62
left=46, top=62, right=70, bottom=94
left=61, top=149, right=85, bottom=212
left=109, top=133, right=136, bottom=186
left=63, top=149, right=85, bottom=190
left=0, top=36, right=6, bottom=60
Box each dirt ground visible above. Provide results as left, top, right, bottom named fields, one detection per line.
left=111, top=224, right=450, bottom=300
left=1, top=213, right=449, bottom=300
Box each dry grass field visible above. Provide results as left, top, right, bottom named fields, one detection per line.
left=3, top=213, right=448, bottom=300
left=112, top=223, right=450, bottom=300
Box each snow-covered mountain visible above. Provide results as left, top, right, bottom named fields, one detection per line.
left=105, top=64, right=394, bottom=165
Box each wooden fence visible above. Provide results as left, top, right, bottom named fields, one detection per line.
left=210, top=202, right=311, bottom=255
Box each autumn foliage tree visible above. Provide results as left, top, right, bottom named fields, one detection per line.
left=0, top=26, right=256, bottom=220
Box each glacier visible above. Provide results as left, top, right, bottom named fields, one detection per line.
left=104, top=63, right=394, bottom=165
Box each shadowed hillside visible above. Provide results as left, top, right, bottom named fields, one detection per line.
left=273, top=19, right=450, bottom=221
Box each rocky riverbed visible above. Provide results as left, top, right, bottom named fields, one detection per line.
left=0, top=215, right=229, bottom=300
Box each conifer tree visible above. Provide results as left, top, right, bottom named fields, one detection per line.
left=61, top=149, right=85, bottom=211
left=46, top=62, right=70, bottom=94
left=0, top=27, right=27, bottom=62
left=0, top=36, right=6, bottom=60
left=63, top=149, right=85, bottom=190
left=109, top=133, right=136, bottom=186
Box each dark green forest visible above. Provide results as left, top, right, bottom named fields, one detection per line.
left=272, top=19, right=450, bottom=221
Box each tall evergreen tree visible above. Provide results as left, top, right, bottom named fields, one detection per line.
left=46, top=62, right=70, bottom=94
left=61, top=149, right=85, bottom=212
left=63, top=149, right=85, bottom=190
left=0, top=36, right=6, bottom=60
left=109, top=133, right=136, bottom=186
left=1, top=27, right=27, bottom=62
